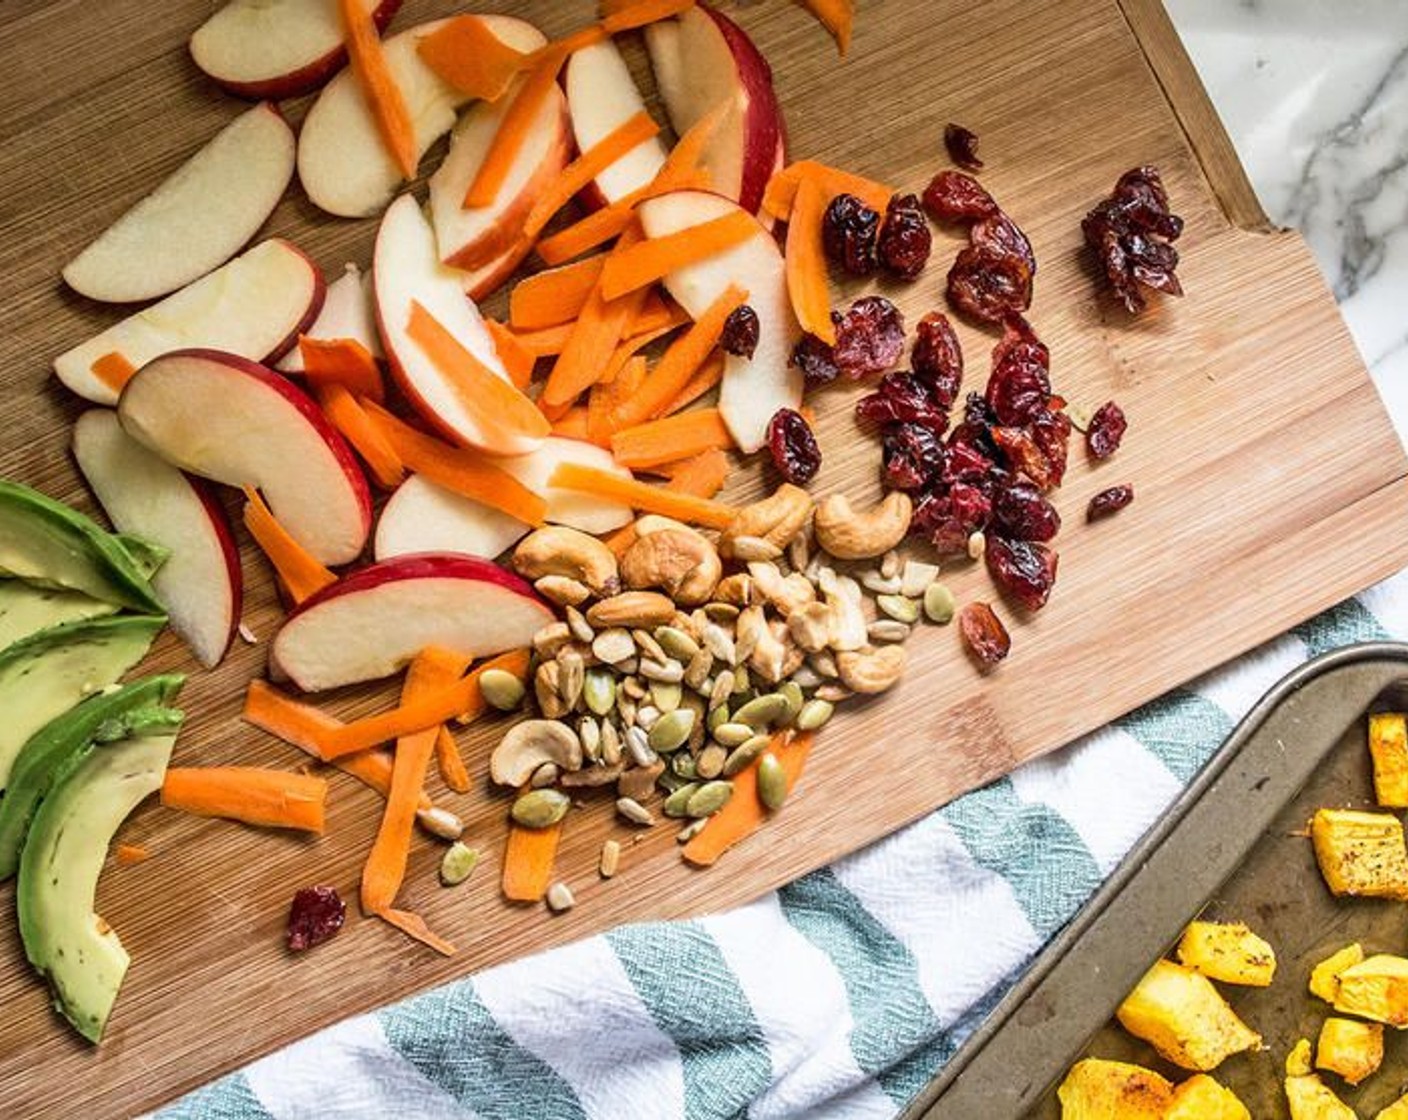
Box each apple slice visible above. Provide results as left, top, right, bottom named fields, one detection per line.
left=564, top=40, right=668, bottom=208
left=645, top=4, right=785, bottom=214
left=71, top=411, right=242, bottom=667
left=638, top=190, right=800, bottom=453
left=190, top=0, right=402, bottom=100
left=376, top=474, right=528, bottom=562
left=63, top=104, right=295, bottom=304
left=375, top=194, right=544, bottom=457
left=458, top=239, right=528, bottom=302
left=117, top=350, right=371, bottom=566
left=298, top=15, right=545, bottom=218
left=500, top=437, right=634, bottom=535
left=54, top=239, right=324, bottom=406
left=271, top=553, right=554, bottom=690
left=277, top=263, right=383, bottom=373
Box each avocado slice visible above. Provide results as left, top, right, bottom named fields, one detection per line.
left=0, top=674, right=184, bottom=880
left=0, top=480, right=164, bottom=613
left=112, top=533, right=170, bottom=582
left=18, top=711, right=180, bottom=1042
left=0, top=579, right=117, bottom=652
left=0, top=614, right=165, bottom=793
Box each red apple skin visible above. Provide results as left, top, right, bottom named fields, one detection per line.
left=259, top=239, right=328, bottom=365
left=189, top=474, right=245, bottom=663
left=195, top=0, right=403, bottom=101
left=701, top=4, right=786, bottom=215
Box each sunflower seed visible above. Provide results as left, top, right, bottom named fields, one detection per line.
left=530, top=762, right=560, bottom=789
left=640, top=657, right=684, bottom=683
left=686, top=780, right=733, bottom=818
left=876, top=594, right=920, bottom=624
left=663, top=782, right=701, bottom=818
left=416, top=806, right=465, bottom=841
left=650, top=680, right=682, bottom=712
left=633, top=628, right=668, bottom=664
left=757, top=753, right=787, bottom=810
left=861, top=570, right=903, bottom=595
left=791, top=664, right=824, bottom=689
left=616, top=797, right=656, bottom=826
left=579, top=716, right=601, bottom=762
left=709, top=670, right=736, bottom=711
left=440, top=842, right=480, bottom=886
left=479, top=668, right=526, bottom=712
left=923, top=582, right=956, bottom=624
left=796, top=698, right=835, bottom=731
left=546, top=882, right=576, bottom=912
left=684, top=647, right=714, bottom=691
left=621, top=674, right=647, bottom=701
left=722, top=733, right=771, bottom=777
left=880, top=549, right=901, bottom=579
left=599, top=839, right=622, bottom=879
left=592, top=627, right=636, bottom=665
left=512, top=788, right=571, bottom=829
left=868, top=620, right=911, bottom=643
left=649, top=708, right=696, bottom=753
left=900, top=560, right=941, bottom=598
left=815, top=683, right=853, bottom=703
left=712, top=721, right=756, bottom=747
left=557, top=649, right=586, bottom=710
left=677, top=818, right=708, bottom=843
left=809, top=650, right=840, bottom=678
left=617, top=694, right=638, bottom=727
left=695, top=744, right=727, bottom=779
left=625, top=724, right=656, bottom=767
left=734, top=693, right=790, bottom=730
left=565, top=605, right=594, bottom=643
left=535, top=662, right=568, bottom=718
left=600, top=720, right=623, bottom=765
left=967, top=530, right=986, bottom=560
left=635, top=704, right=661, bottom=731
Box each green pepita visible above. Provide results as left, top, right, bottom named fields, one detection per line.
left=795, top=698, right=835, bottom=732
left=478, top=668, right=525, bottom=712
left=734, top=693, right=790, bottom=730
left=663, top=782, right=701, bottom=818
left=876, top=593, right=920, bottom=624
left=712, top=721, right=755, bottom=747
left=923, top=582, right=956, bottom=624
left=757, top=753, right=787, bottom=810
left=671, top=751, right=698, bottom=780
left=654, top=625, right=700, bottom=662
left=778, top=680, right=804, bottom=721
left=686, top=780, right=733, bottom=818
left=650, top=680, right=683, bottom=713
left=707, top=701, right=731, bottom=733
left=439, top=842, right=480, bottom=886
left=511, top=788, right=571, bottom=829
left=648, top=707, right=695, bottom=752
left=583, top=667, right=617, bottom=716
left=722, top=733, right=771, bottom=777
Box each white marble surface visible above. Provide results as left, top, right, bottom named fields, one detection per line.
left=1166, top=0, right=1408, bottom=434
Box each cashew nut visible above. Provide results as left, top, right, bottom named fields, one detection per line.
left=534, top=575, right=592, bottom=607
left=720, top=484, right=813, bottom=558
left=513, top=526, right=620, bottom=596
left=787, top=601, right=833, bottom=653
left=747, top=561, right=816, bottom=617
left=620, top=528, right=722, bottom=606
left=813, top=491, right=913, bottom=560
left=490, top=720, right=584, bottom=786
left=714, top=573, right=755, bottom=607
left=821, top=573, right=867, bottom=652
left=837, top=645, right=907, bottom=694
left=634, top=514, right=694, bottom=537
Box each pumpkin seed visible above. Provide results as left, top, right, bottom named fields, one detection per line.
left=579, top=716, right=601, bottom=762
left=657, top=769, right=688, bottom=794
left=691, top=742, right=724, bottom=779
left=655, top=625, right=700, bottom=662
left=722, top=733, right=771, bottom=777
left=616, top=797, right=655, bottom=826
left=600, top=719, right=623, bottom=765
left=703, top=602, right=739, bottom=624
left=648, top=708, right=696, bottom=753
left=923, top=582, right=956, bottom=624
left=901, top=560, right=941, bottom=598
left=640, top=657, right=684, bottom=683
left=671, top=751, right=698, bottom=779
left=707, top=703, right=731, bottom=733
left=651, top=680, right=682, bottom=713
left=734, top=693, right=790, bottom=730
left=712, top=721, right=756, bottom=747
left=677, top=818, right=708, bottom=844
left=778, top=680, right=804, bottom=721
left=511, top=788, right=570, bottom=829
left=876, top=594, right=920, bottom=624
left=790, top=664, right=824, bottom=689
left=757, top=753, right=787, bottom=810
left=565, top=605, right=594, bottom=644
left=663, top=782, right=701, bottom=818
left=416, top=806, right=465, bottom=841
left=440, top=842, right=480, bottom=886
left=583, top=667, right=616, bottom=716
left=795, top=698, right=835, bottom=731
left=600, top=839, right=622, bottom=879
left=732, top=665, right=752, bottom=694
left=530, top=762, right=560, bottom=789
left=686, top=780, right=733, bottom=818
left=635, top=704, right=661, bottom=731
left=479, top=668, right=526, bottom=712
left=633, top=628, right=668, bottom=664
left=592, top=627, right=636, bottom=665
left=868, top=620, right=911, bottom=643
left=625, top=725, right=657, bottom=767
left=546, top=882, right=575, bottom=912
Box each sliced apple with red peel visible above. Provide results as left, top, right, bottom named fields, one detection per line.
left=645, top=4, right=785, bottom=214
left=54, top=240, right=324, bottom=406
left=376, top=474, right=528, bottom=562
left=190, top=0, right=402, bottom=100
left=71, top=410, right=242, bottom=667
left=499, top=437, right=633, bottom=535
left=298, top=15, right=546, bottom=219
left=278, top=263, right=383, bottom=374
left=458, top=240, right=529, bottom=303
left=271, top=553, right=554, bottom=690
left=565, top=40, right=668, bottom=208
left=117, top=350, right=371, bottom=566
left=62, top=103, right=296, bottom=304
left=638, top=190, right=801, bottom=453
left=375, top=194, right=544, bottom=457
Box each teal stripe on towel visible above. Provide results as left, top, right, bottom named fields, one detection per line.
left=1294, top=596, right=1388, bottom=656
left=155, top=1072, right=271, bottom=1120
left=1115, top=687, right=1233, bottom=784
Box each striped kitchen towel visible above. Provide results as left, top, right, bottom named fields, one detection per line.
left=151, top=572, right=1408, bottom=1120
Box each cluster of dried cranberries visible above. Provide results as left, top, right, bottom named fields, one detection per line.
left=924, top=171, right=1036, bottom=325
left=1082, top=165, right=1184, bottom=314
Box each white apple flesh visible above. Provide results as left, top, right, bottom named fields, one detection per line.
left=499, top=437, right=634, bottom=535
left=564, top=40, right=668, bottom=207
left=117, top=350, right=371, bottom=566
left=271, top=553, right=555, bottom=691
left=277, top=263, right=383, bottom=373
left=71, top=410, right=243, bottom=668
left=375, top=474, right=528, bottom=562
left=54, top=239, right=324, bottom=406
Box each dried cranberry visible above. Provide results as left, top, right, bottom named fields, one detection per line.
left=790, top=332, right=840, bottom=389
left=944, top=123, right=984, bottom=171
left=947, top=243, right=1033, bottom=324
left=913, top=482, right=990, bottom=554
left=833, top=296, right=905, bottom=379
left=992, top=426, right=1057, bottom=491
left=986, top=348, right=1052, bottom=426
left=766, top=408, right=821, bottom=485
left=882, top=422, right=945, bottom=491
left=1083, top=166, right=1183, bottom=313
left=287, top=885, right=345, bottom=952
left=856, top=373, right=948, bottom=430
left=973, top=212, right=1036, bottom=275
left=720, top=305, right=760, bottom=359
left=1030, top=409, right=1071, bottom=489
left=822, top=193, right=880, bottom=276
left=959, top=602, right=1011, bottom=667
left=992, top=482, right=1061, bottom=542
left=876, top=194, right=932, bottom=280
left=911, top=312, right=964, bottom=407
left=942, top=440, right=992, bottom=482
left=986, top=537, right=1058, bottom=611
left=923, top=170, right=999, bottom=223
left=1088, top=483, right=1134, bottom=520
left=949, top=481, right=992, bottom=534
left=1087, top=401, right=1127, bottom=459
left=991, top=315, right=1048, bottom=371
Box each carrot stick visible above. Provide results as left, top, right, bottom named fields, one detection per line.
left=316, top=383, right=405, bottom=489
left=612, top=408, right=733, bottom=469
left=664, top=446, right=729, bottom=495
left=241, top=487, right=338, bottom=604
left=115, top=843, right=149, bottom=865
left=551, top=406, right=592, bottom=441
left=600, top=211, right=757, bottom=302
left=92, top=351, right=137, bottom=394
left=509, top=255, right=607, bottom=330
left=484, top=318, right=538, bottom=389
left=762, top=159, right=892, bottom=222
left=601, top=319, right=681, bottom=388
left=509, top=321, right=575, bottom=358
left=299, top=337, right=385, bottom=403
left=656, top=349, right=724, bottom=417
left=795, top=0, right=854, bottom=55
left=415, top=15, right=529, bottom=101
left=379, top=907, right=456, bottom=956
left=601, top=0, right=696, bottom=33
left=435, top=725, right=471, bottom=794
left=339, top=0, right=416, bottom=179
left=362, top=401, right=548, bottom=526
left=587, top=355, right=646, bottom=445
left=548, top=461, right=736, bottom=529
left=631, top=294, right=690, bottom=337
left=785, top=175, right=836, bottom=344
left=161, top=767, right=328, bottom=834
left=682, top=731, right=814, bottom=867
left=522, top=111, right=661, bottom=242
left=502, top=820, right=563, bottom=902
left=452, top=649, right=533, bottom=725
left=611, top=283, right=746, bottom=429
left=463, top=50, right=565, bottom=208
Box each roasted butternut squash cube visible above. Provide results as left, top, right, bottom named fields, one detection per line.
left=1115, top=960, right=1261, bottom=1071
left=1370, top=712, right=1408, bottom=807
left=1377, top=1090, right=1408, bottom=1119
left=1288, top=1037, right=1315, bottom=1077
left=1334, top=954, right=1408, bottom=1027
left=1176, top=920, right=1276, bottom=987
left=1286, top=1040, right=1357, bottom=1119
left=1165, top=1073, right=1251, bottom=1120
left=1056, top=1058, right=1172, bottom=1119
left=1310, top=944, right=1365, bottom=1004
left=1316, top=1016, right=1383, bottom=1085
left=1311, top=809, right=1408, bottom=900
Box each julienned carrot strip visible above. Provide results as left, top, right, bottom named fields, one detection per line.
left=316, top=384, right=405, bottom=489
left=795, top=0, right=855, bottom=55
left=601, top=320, right=680, bottom=388
left=551, top=406, right=592, bottom=441
left=785, top=176, right=836, bottom=344
left=361, top=401, right=548, bottom=526
left=464, top=50, right=565, bottom=208
left=682, top=731, right=814, bottom=867
left=339, top=0, right=416, bottom=179
left=92, top=351, right=137, bottom=394
left=299, top=337, right=385, bottom=403
left=510, top=321, right=575, bottom=358
left=452, top=649, right=533, bottom=725
left=611, top=283, right=747, bottom=429
left=379, top=907, right=456, bottom=956
left=509, top=255, right=608, bottom=330
left=525, top=27, right=605, bottom=67
left=602, top=446, right=727, bottom=553
left=600, top=0, right=696, bottom=33
left=241, top=487, right=337, bottom=604
left=406, top=300, right=550, bottom=442
left=435, top=725, right=471, bottom=793
left=523, top=112, right=661, bottom=242
left=161, top=767, right=328, bottom=834
left=415, top=15, right=529, bottom=101
left=502, top=820, right=563, bottom=902
left=588, top=355, right=646, bottom=445
left=656, top=350, right=724, bottom=418
left=484, top=318, right=538, bottom=389
left=600, top=211, right=757, bottom=302
left=115, top=843, right=149, bottom=865
left=611, top=408, right=733, bottom=469
left=630, top=294, right=689, bottom=338
left=762, top=159, right=892, bottom=222
left=548, top=462, right=736, bottom=529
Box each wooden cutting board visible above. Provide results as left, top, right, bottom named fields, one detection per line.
left=2, top=1, right=1405, bottom=1114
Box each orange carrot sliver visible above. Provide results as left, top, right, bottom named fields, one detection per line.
left=682, top=731, right=814, bottom=867
left=601, top=0, right=696, bottom=33
left=588, top=355, right=647, bottom=446
left=796, top=0, right=855, bottom=55
left=484, top=318, right=539, bottom=389
left=656, top=349, right=724, bottom=418
left=339, top=0, right=416, bottom=179
left=161, top=767, right=328, bottom=833
left=92, top=351, right=137, bottom=394
left=665, top=447, right=730, bottom=495
left=551, top=406, right=592, bottom=441
left=762, top=159, right=892, bottom=222
left=242, top=487, right=337, bottom=605
left=317, top=383, right=405, bottom=490
left=785, top=176, right=836, bottom=344
left=416, top=15, right=529, bottom=101
left=299, top=337, right=385, bottom=403
left=612, top=408, right=733, bottom=469
left=600, top=211, right=757, bottom=302
left=601, top=319, right=683, bottom=389
left=379, top=907, right=457, bottom=956
left=464, top=51, right=564, bottom=209
left=510, top=321, right=575, bottom=358
left=523, top=111, right=661, bottom=243
left=509, top=255, right=608, bottom=331
left=526, top=27, right=605, bottom=68
left=502, top=820, right=563, bottom=902
left=115, top=843, right=149, bottom=865
left=548, top=461, right=736, bottom=529
left=435, top=725, right=471, bottom=793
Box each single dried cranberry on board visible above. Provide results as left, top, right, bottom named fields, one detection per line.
left=944, top=123, right=984, bottom=171
left=911, top=312, right=964, bottom=407
left=790, top=332, right=841, bottom=388
left=923, top=170, right=999, bottom=223
left=720, top=305, right=760, bottom=359
left=1088, top=483, right=1134, bottom=520
left=1087, top=401, right=1127, bottom=459
left=833, top=296, right=906, bottom=379
left=882, top=422, right=945, bottom=491
left=822, top=193, right=880, bottom=276
left=855, top=373, right=948, bottom=431
left=1029, top=409, right=1072, bottom=489
left=1083, top=165, right=1184, bottom=314
left=766, top=408, right=821, bottom=485
left=287, top=885, right=345, bottom=952
left=986, top=536, right=1059, bottom=611
left=912, top=482, right=990, bottom=554
left=959, top=602, right=1011, bottom=667
left=992, top=481, right=1061, bottom=542
left=947, top=243, right=1033, bottom=324
left=986, top=348, right=1052, bottom=427
left=876, top=193, right=932, bottom=279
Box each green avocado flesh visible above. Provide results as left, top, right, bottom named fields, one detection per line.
left=0, top=675, right=184, bottom=880
left=0, top=579, right=117, bottom=652
left=18, top=718, right=179, bottom=1043
left=0, top=480, right=164, bottom=613
left=0, top=615, right=165, bottom=794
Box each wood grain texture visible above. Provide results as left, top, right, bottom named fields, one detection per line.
left=0, top=1, right=1405, bottom=1115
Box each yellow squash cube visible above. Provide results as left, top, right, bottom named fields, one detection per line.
left=1377, top=1091, right=1408, bottom=1119
left=1334, top=954, right=1408, bottom=1027
left=1287, top=1038, right=1314, bottom=1077
left=1286, top=1040, right=1357, bottom=1119
left=1309, top=944, right=1365, bottom=1004
left=1165, top=1073, right=1251, bottom=1120
left=1311, top=809, right=1408, bottom=900
left=1056, top=1058, right=1172, bottom=1119
left=1370, top=712, right=1408, bottom=807
left=1115, top=959, right=1262, bottom=1071
left=1176, top=920, right=1276, bottom=987
left=1316, top=1016, right=1383, bottom=1085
